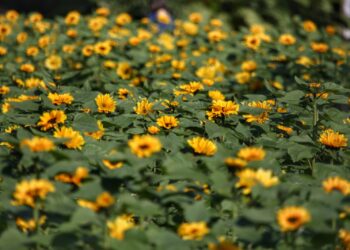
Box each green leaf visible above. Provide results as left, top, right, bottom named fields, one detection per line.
left=73, top=113, right=98, bottom=132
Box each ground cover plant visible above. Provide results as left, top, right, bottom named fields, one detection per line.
left=0, top=8, right=349, bottom=250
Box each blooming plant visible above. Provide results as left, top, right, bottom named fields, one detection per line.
left=0, top=8, right=349, bottom=250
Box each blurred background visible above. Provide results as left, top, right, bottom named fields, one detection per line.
left=0, top=0, right=348, bottom=28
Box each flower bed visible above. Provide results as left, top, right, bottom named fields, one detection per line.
left=0, top=8, right=349, bottom=250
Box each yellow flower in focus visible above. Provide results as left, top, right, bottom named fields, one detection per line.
left=95, top=93, right=116, bottom=113
left=48, top=93, right=74, bottom=105
left=322, top=176, right=350, bottom=195
left=277, top=206, right=311, bottom=232
left=12, top=179, right=55, bottom=207
left=237, top=147, right=265, bottom=162
left=157, top=115, right=179, bottom=129
left=54, top=126, right=85, bottom=150
left=45, top=55, right=62, bottom=70
left=107, top=215, right=135, bottom=240
left=183, top=22, right=198, bottom=36
left=21, top=137, right=55, bottom=152
left=128, top=135, right=162, bottom=158
left=319, top=129, right=347, bottom=148
left=37, top=110, right=67, bottom=131
left=177, top=222, right=209, bottom=240
left=188, top=137, right=217, bottom=156
left=134, top=99, right=154, bottom=115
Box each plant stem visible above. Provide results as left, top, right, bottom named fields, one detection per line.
left=311, top=99, right=319, bottom=175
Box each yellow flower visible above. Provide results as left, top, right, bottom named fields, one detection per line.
left=319, top=129, right=347, bottom=148
left=174, top=81, right=203, bottom=96
left=311, top=42, right=329, bottom=53
left=48, top=93, right=74, bottom=105
left=322, top=177, right=350, bottom=195
left=96, top=192, right=115, bottom=208
left=208, top=90, right=225, bottom=101
left=207, top=100, right=240, bottom=120
left=188, top=137, right=217, bottom=156
left=208, top=30, right=225, bottom=42
left=235, top=72, right=251, bottom=84
left=243, top=112, right=269, bottom=124
left=85, top=120, right=104, bottom=140
left=296, top=56, right=313, bottom=67
left=189, top=12, right=202, bottom=23
left=102, top=159, right=123, bottom=170
left=128, top=135, right=162, bottom=158
left=248, top=100, right=274, bottom=110
left=134, top=99, right=153, bottom=115
left=115, top=13, right=132, bottom=26
left=177, top=222, right=209, bottom=240
left=94, top=41, right=112, bottom=56
left=276, top=125, right=293, bottom=135
left=182, top=22, right=198, bottom=36
left=241, top=60, right=257, bottom=72
left=147, top=126, right=160, bottom=134
left=16, top=216, right=46, bottom=233
left=279, top=34, right=296, bottom=46
left=95, top=93, right=116, bottom=113
left=21, top=137, right=55, bottom=152
left=55, top=167, right=89, bottom=186
left=235, top=168, right=278, bottom=194
left=37, top=110, right=67, bottom=131
left=225, top=157, right=247, bottom=169
left=157, top=116, right=179, bottom=129
left=12, top=179, right=55, bottom=207
left=0, top=85, right=10, bottom=95
left=277, top=206, right=311, bottom=232
left=244, top=35, right=261, bottom=50
left=303, top=20, right=317, bottom=32
left=156, top=9, right=171, bottom=24
left=116, top=62, right=133, bottom=79
left=107, top=215, right=135, bottom=240
left=339, top=229, right=350, bottom=249
left=65, top=11, right=80, bottom=25
left=54, top=126, right=85, bottom=150
left=45, top=55, right=62, bottom=70
left=237, top=147, right=265, bottom=162
left=20, top=63, right=35, bottom=73
left=118, top=88, right=130, bottom=100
